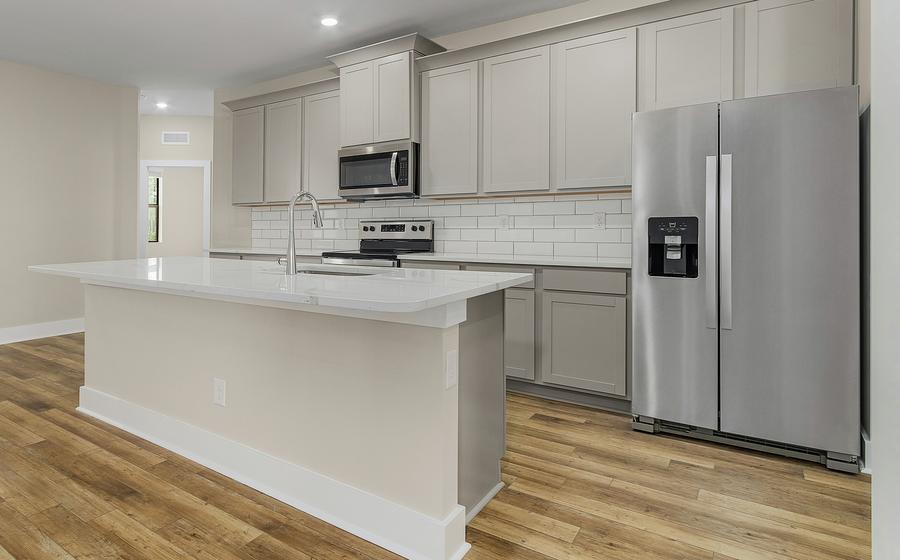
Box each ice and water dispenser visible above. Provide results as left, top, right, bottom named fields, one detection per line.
left=648, top=217, right=699, bottom=278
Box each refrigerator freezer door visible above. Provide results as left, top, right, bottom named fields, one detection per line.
left=632, top=103, right=720, bottom=430
left=719, top=86, right=860, bottom=455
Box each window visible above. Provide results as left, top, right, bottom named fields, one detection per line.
left=148, top=177, right=160, bottom=243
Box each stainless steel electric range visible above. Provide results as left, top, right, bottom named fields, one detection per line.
left=321, top=219, right=434, bottom=267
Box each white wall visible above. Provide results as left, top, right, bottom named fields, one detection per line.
left=0, top=59, right=138, bottom=331
left=870, top=1, right=900, bottom=557
left=147, top=167, right=205, bottom=257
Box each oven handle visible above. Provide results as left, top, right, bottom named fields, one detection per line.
left=389, top=152, right=399, bottom=186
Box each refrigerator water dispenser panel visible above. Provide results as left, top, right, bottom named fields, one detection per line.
left=648, top=217, right=699, bottom=278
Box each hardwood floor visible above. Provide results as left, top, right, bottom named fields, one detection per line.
left=0, top=334, right=870, bottom=560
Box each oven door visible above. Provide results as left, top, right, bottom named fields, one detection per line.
left=338, top=141, right=417, bottom=199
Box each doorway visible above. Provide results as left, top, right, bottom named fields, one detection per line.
left=137, top=160, right=210, bottom=258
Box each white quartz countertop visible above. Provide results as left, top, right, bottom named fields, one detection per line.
left=209, top=248, right=631, bottom=269
left=397, top=252, right=631, bottom=269
left=29, top=257, right=533, bottom=314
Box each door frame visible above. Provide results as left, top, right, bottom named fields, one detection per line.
left=137, top=159, right=211, bottom=258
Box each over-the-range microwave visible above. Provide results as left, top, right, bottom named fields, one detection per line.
left=338, top=140, right=419, bottom=200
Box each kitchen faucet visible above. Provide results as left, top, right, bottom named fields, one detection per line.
left=285, top=189, right=324, bottom=275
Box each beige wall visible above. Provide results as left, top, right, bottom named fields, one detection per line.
left=140, top=115, right=213, bottom=161
left=870, top=1, right=899, bottom=556
left=147, top=167, right=205, bottom=257
left=0, top=59, right=138, bottom=330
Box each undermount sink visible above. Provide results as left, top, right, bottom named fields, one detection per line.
left=295, top=269, right=374, bottom=277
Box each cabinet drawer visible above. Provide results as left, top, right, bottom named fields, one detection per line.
left=401, top=261, right=461, bottom=270
left=542, top=268, right=626, bottom=294
left=465, top=264, right=535, bottom=289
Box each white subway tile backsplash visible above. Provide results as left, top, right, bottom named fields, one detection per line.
left=250, top=194, right=632, bottom=261
left=444, top=241, right=478, bottom=253
left=534, top=229, right=575, bottom=242
left=460, top=204, right=496, bottom=216
left=429, top=205, right=461, bottom=217
left=554, top=243, right=598, bottom=257
left=460, top=229, right=495, bottom=241
left=514, top=242, right=554, bottom=256
left=496, top=229, right=533, bottom=242
left=533, top=201, right=574, bottom=215
left=575, top=228, right=621, bottom=242
left=477, top=242, right=514, bottom=254
left=575, top=200, right=622, bottom=214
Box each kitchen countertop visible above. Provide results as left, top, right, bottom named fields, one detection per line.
left=209, top=248, right=631, bottom=269
left=29, top=256, right=532, bottom=314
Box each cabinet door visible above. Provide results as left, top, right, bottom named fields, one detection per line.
left=638, top=8, right=735, bottom=111
left=340, top=60, right=374, bottom=147
left=482, top=46, right=551, bottom=193
left=303, top=90, right=341, bottom=200
left=542, top=291, right=626, bottom=395
left=505, top=288, right=536, bottom=381
left=264, top=99, right=302, bottom=203
left=744, top=0, right=853, bottom=97
left=232, top=106, right=265, bottom=204
left=421, top=62, right=479, bottom=196
left=373, top=52, right=412, bottom=143
left=552, top=28, right=637, bottom=189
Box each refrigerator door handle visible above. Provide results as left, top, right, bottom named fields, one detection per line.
left=705, top=155, right=718, bottom=329
left=721, top=153, right=733, bottom=330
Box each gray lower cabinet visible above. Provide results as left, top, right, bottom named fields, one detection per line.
left=541, top=290, right=627, bottom=396
left=504, top=288, right=535, bottom=381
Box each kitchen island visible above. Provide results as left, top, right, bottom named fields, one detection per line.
left=29, top=256, right=533, bottom=560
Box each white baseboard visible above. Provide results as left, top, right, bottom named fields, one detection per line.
left=78, top=387, right=469, bottom=560
left=466, top=482, right=504, bottom=523
left=0, top=317, right=84, bottom=345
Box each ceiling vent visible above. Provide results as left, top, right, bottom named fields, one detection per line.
left=161, top=131, right=190, bottom=145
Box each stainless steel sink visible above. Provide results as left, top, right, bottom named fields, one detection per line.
left=295, top=269, right=373, bottom=276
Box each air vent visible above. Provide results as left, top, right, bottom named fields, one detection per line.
left=161, top=131, right=190, bottom=145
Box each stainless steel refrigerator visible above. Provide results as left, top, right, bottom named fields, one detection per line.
left=631, top=86, right=860, bottom=472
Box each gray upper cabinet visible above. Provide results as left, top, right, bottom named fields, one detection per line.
left=373, top=52, right=413, bottom=143
left=482, top=46, right=551, bottom=193
left=303, top=90, right=341, bottom=201
left=340, top=52, right=413, bottom=147
left=420, top=62, right=480, bottom=196
left=231, top=106, right=265, bottom=204
left=542, top=290, right=627, bottom=395
left=264, top=98, right=302, bottom=203
left=551, top=28, right=637, bottom=189
left=638, top=7, right=735, bottom=111
left=339, top=60, right=375, bottom=147
left=504, top=288, right=536, bottom=381
left=744, top=0, right=853, bottom=97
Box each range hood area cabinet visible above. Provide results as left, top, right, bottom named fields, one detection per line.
left=328, top=33, right=445, bottom=148
left=230, top=86, right=341, bottom=205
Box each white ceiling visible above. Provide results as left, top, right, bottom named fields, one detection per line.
left=0, top=0, right=588, bottom=89
left=140, top=89, right=214, bottom=116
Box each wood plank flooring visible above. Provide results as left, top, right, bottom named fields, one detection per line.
left=0, top=334, right=870, bottom=559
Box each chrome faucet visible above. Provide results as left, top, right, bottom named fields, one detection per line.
left=285, top=189, right=324, bottom=275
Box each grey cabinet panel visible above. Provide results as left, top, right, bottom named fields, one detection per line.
left=541, top=291, right=626, bottom=395
left=264, top=98, right=303, bottom=203
left=303, top=90, right=341, bottom=201
left=232, top=107, right=265, bottom=204
left=542, top=268, right=626, bottom=294
left=340, top=60, right=375, bottom=147
left=373, top=52, right=412, bottom=143
left=504, top=288, right=536, bottom=381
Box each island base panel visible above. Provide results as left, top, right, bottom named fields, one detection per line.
left=79, top=283, right=505, bottom=560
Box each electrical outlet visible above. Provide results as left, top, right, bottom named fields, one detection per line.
left=593, top=212, right=606, bottom=229
left=445, top=349, right=459, bottom=389
left=213, top=378, right=226, bottom=407
left=499, top=215, right=510, bottom=230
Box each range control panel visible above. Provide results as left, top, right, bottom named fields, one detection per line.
left=359, top=220, right=434, bottom=241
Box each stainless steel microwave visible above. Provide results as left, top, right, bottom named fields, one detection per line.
left=338, top=140, right=418, bottom=200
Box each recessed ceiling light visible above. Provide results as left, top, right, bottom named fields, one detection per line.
left=156, top=102, right=168, bottom=109
left=320, top=17, right=338, bottom=27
